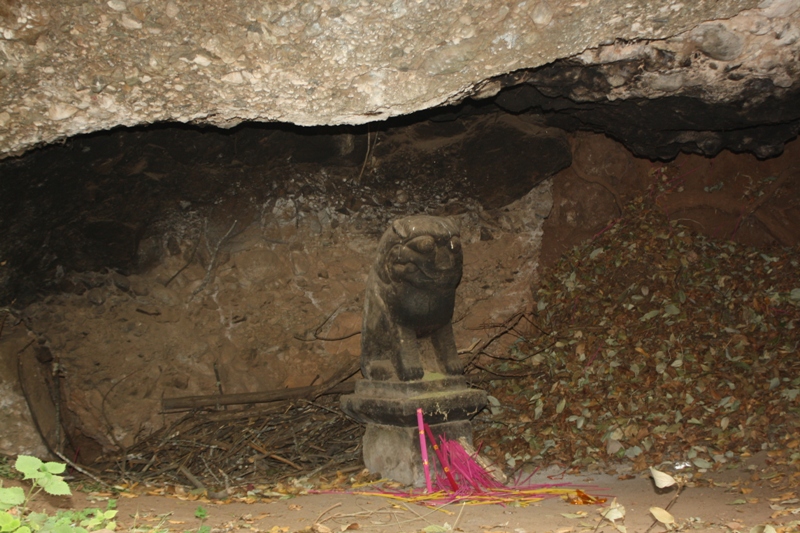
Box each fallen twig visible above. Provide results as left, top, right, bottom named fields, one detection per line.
left=162, top=381, right=355, bottom=411
left=293, top=303, right=361, bottom=342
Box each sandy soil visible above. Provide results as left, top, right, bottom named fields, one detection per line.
left=12, top=451, right=792, bottom=532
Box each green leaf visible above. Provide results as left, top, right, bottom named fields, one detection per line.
left=53, top=524, right=85, bottom=533
left=41, top=478, right=71, bottom=497
left=81, top=517, right=101, bottom=529
left=26, top=512, right=47, bottom=527
left=640, top=310, right=659, bottom=322
left=625, top=446, right=642, bottom=458
left=42, top=462, right=66, bottom=475
left=0, top=487, right=25, bottom=509
left=664, top=304, right=680, bottom=315
left=727, top=499, right=747, bottom=505
left=693, top=458, right=713, bottom=469
left=556, top=398, right=566, bottom=414
left=0, top=511, right=21, bottom=532
left=14, top=456, right=44, bottom=480
left=590, top=247, right=604, bottom=260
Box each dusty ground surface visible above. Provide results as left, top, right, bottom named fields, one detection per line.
left=3, top=451, right=798, bottom=532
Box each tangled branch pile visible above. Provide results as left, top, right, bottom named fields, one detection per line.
left=109, top=397, right=361, bottom=491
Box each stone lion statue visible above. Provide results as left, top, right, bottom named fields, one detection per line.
left=361, top=215, right=464, bottom=381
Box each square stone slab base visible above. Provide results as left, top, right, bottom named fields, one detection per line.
left=362, top=420, right=474, bottom=487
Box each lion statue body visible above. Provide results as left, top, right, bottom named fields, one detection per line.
left=361, top=215, right=464, bottom=381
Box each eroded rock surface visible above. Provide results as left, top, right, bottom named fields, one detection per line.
left=495, top=3, right=800, bottom=159
left=0, top=0, right=770, bottom=157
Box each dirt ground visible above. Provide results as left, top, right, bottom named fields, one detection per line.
left=5, top=450, right=794, bottom=532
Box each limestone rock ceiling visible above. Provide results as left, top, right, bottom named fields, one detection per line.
left=4, top=0, right=800, bottom=159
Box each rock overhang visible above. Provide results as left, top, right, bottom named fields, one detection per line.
left=6, top=0, right=800, bottom=159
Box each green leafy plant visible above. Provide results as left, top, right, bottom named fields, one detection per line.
left=15, top=455, right=71, bottom=501
left=0, top=458, right=20, bottom=481
left=0, top=455, right=117, bottom=533
left=188, top=505, right=210, bottom=533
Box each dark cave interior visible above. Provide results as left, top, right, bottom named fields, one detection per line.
left=0, top=79, right=799, bottom=472
left=2, top=81, right=799, bottom=309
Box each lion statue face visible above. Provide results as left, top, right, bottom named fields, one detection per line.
left=371, top=215, right=462, bottom=331
left=377, top=216, right=462, bottom=291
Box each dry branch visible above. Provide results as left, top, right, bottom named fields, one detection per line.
left=110, top=396, right=364, bottom=488
left=162, top=381, right=355, bottom=411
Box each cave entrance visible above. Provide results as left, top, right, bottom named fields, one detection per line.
left=1, top=94, right=799, bottom=492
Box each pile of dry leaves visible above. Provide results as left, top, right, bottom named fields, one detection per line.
left=474, top=196, right=800, bottom=478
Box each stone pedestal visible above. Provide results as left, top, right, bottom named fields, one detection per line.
left=361, top=421, right=474, bottom=487
left=341, top=375, right=487, bottom=486
left=342, top=215, right=487, bottom=486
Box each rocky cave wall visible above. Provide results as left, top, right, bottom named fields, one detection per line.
left=2, top=0, right=800, bottom=460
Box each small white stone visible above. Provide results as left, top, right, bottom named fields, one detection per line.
left=772, top=73, right=793, bottom=88
left=531, top=1, right=553, bottom=27
left=652, top=72, right=684, bottom=92
left=193, top=54, right=212, bottom=66
left=166, top=1, right=179, bottom=18
left=0, top=111, right=10, bottom=127
left=107, top=0, right=126, bottom=12
left=48, top=103, right=79, bottom=121
left=120, top=15, right=142, bottom=30
left=221, top=71, right=244, bottom=84
left=607, top=74, right=626, bottom=87
left=760, top=0, right=800, bottom=18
